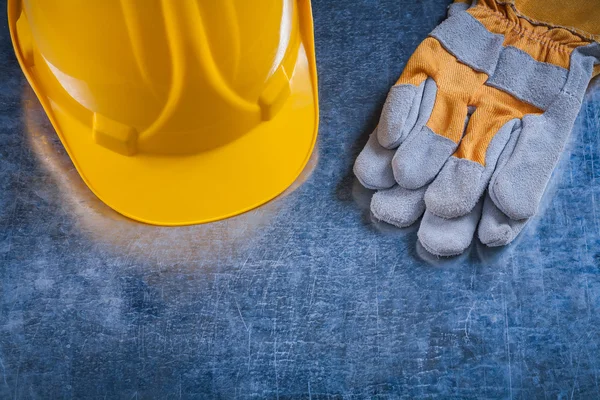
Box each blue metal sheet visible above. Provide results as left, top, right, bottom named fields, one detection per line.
left=1, top=0, right=600, bottom=397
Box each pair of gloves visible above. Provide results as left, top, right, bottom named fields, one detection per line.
left=354, top=0, right=600, bottom=256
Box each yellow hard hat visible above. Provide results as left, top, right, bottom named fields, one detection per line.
left=8, top=0, right=319, bottom=226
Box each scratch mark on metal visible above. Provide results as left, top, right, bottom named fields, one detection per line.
left=503, top=290, right=513, bottom=400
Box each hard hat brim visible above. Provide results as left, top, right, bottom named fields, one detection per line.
left=9, top=0, right=319, bottom=226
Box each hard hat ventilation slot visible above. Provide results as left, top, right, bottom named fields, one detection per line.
left=93, top=113, right=139, bottom=156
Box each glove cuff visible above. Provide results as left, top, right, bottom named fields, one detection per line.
left=496, top=0, right=600, bottom=44
left=469, top=0, right=593, bottom=70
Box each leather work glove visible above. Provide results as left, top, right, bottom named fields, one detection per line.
left=354, top=0, right=600, bottom=256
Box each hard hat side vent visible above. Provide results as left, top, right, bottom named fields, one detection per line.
left=93, top=113, right=139, bottom=156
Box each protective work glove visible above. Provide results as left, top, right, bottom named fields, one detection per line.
left=354, top=0, right=600, bottom=256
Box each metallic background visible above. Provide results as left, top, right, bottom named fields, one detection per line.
left=2, top=0, right=600, bottom=398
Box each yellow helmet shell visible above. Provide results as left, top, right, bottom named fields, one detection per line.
left=9, top=0, right=319, bottom=225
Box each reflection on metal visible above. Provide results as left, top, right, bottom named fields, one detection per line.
left=23, top=87, right=319, bottom=263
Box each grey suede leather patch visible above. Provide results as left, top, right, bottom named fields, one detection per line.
left=487, top=46, right=568, bottom=110
left=392, top=125, right=458, bottom=190
left=425, top=119, right=518, bottom=218
left=430, top=10, right=504, bottom=76
left=378, top=78, right=438, bottom=149
left=478, top=193, right=528, bottom=247
left=425, top=156, right=484, bottom=218
left=353, top=131, right=396, bottom=190
left=370, top=186, right=427, bottom=228
left=447, top=2, right=470, bottom=17
left=377, top=83, right=421, bottom=149
left=355, top=78, right=440, bottom=190
left=418, top=197, right=483, bottom=257
left=489, top=44, right=600, bottom=220
left=488, top=96, right=579, bottom=219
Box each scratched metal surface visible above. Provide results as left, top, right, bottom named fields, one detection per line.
left=1, top=0, right=600, bottom=398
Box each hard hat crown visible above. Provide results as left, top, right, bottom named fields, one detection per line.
left=21, top=0, right=299, bottom=155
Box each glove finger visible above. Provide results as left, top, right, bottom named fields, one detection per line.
left=353, top=130, right=396, bottom=190
left=424, top=116, right=522, bottom=219
left=370, top=185, right=427, bottom=228
left=354, top=69, right=439, bottom=190
left=478, top=192, right=528, bottom=247
left=417, top=195, right=483, bottom=257
left=378, top=76, right=438, bottom=149
left=489, top=98, right=580, bottom=220
left=392, top=91, right=465, bottom=189
left=356, top=77, right=437, bottom=191
left=447, top=1, right=472, bottom=17
left=377, top=81, right=426, bottom=149
left=487, top=45, right=597, bottom=220
left=378, top=33, right=448, bottom=149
